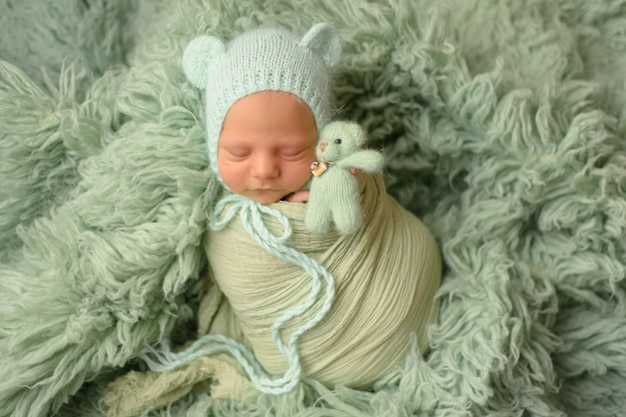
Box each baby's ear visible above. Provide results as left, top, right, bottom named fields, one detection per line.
left=182, top=35, right=226, bottom=88
left=300, top=23, right=342, bottom=68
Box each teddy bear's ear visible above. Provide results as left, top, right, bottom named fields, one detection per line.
left=182, top=35, right=226, bottom=89
left=300, top=23, right=342, bottom=68
left=350, top=123, right=368, bottom=147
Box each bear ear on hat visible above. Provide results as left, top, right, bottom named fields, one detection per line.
left=182, top=35, right=226, bottom=88
left=300, top=23, right=342, bottom=68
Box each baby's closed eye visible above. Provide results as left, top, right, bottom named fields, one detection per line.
left=278, top=147, right=310, bottom=160
left=222, top=146, right=251, bottom=160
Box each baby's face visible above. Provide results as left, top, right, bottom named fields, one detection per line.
left=217, top=91, right=317, bottom=204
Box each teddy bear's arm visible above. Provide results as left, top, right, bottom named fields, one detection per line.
left=336, top=150, right=384, bottom=173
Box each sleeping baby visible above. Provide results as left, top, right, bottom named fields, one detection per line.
left=192, top=21, right=442, bottom=391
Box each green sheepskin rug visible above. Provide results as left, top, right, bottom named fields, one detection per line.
left=2, top=0, right=626, bottom=416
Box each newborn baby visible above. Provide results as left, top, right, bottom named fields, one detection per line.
left=190, top=24, right=442, bottom=391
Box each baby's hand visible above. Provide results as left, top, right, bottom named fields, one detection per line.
left=285, top=191, right=310, bottom=203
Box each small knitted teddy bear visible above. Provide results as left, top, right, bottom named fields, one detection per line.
left=305, top=121, right=384, bottom=234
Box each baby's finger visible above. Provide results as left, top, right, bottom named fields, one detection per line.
left=286, top=191, right=310, bottom=203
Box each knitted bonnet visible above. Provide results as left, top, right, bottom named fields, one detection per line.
left=182, top=23, right=342, bottom=185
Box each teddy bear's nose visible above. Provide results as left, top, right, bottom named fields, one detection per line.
left=319, top=142, right=328, bottom=152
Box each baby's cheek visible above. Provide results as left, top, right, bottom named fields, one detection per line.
left=295, top=160, right=314, bottom=183
left=219, top=161, right=246, bottom=191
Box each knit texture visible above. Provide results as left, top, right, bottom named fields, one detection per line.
left=1, top=1, right=626, bottom=416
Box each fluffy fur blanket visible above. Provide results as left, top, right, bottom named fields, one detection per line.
left=1, top=1, right=625, bottom=416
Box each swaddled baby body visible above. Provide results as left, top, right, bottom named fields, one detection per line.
left=198, top=26, right=441, bottom=390
left=204, top=170, right=442, bottom=389
left=102, top=24, right=441, bottom=417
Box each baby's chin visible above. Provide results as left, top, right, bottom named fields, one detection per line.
left=243, top=189, right=291, bottom=205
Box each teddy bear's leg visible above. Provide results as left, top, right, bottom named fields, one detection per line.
left=332, top=198, right=362, bottom=235
left=305, top=197, right=333, bottom=233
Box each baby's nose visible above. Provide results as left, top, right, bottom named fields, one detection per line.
left=251, top=154, right=279, bottom=178
left=319, top=142, right=328, bottom=152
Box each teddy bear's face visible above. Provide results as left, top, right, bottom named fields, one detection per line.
left=316, top=121, right=365, bottom=161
